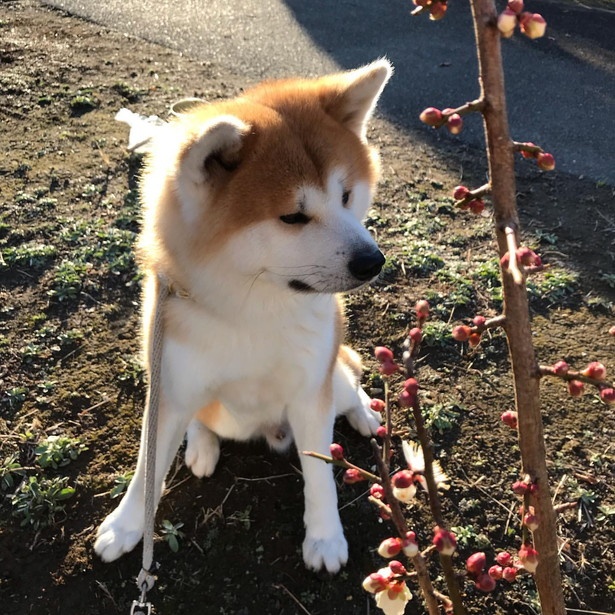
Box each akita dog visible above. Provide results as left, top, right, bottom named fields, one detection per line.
left=95, top=59, right=392, bottom=573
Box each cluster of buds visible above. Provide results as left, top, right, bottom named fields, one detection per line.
left=516, top=142, right=556, bottom=171
left=377, top=532, right=420, bottom=559
left=466, top=548, right=536, bottom=591
left=521, top=505, right=539, bottom=532
left=452, top=315, right=488, bottom=348
left=500, top=245, right=544, bottom=274
left=497, top=0, right=547, bottom=39
left=419, top=107, right=463, bottom=134
left=511, top=475, right=539, bottom=497
left=545, top=360, right=615, bottom=405
left=362, top=562, right=413, bottom=613
left=410, top=0, right=448, bottom=21
left=452, top=185, right=486, bottom=215
left=375, top=346, right=400, bottom=376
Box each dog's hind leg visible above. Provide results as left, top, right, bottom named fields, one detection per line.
left=334, top=345, right=381, bottom=436
left=185, top=403, right=221, bottom=477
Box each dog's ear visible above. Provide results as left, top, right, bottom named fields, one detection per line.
left=320, top=59, right=392, bottom=141
left=180, top=116, right=250, bottom=184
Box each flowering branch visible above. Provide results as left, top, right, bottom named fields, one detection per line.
left=420, top=98, right=485, bottom=135
left=369, top=439, right=441, bottom=615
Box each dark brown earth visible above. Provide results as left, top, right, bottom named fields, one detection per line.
left=1, top=1, right=614, bottom=614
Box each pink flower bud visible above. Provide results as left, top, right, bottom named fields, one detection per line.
left=392, top=471, right=417, bottom=503
left=609, top=326, right=615, bottom=337
left=452, top=325, right=472, bottom=342
left=518, top=544, right=539, bottom=573
left=475, top=572, right=497, bottom=592
left=472, top=315, right=486, bottom=328
left=488, top=565, right=503, bottom=580
left=496, top=551, right=513, bottom=567
left=600, top=387, right=615, bottom=405
left=520, top=12, right=547, bottom=39
left=378, top=537, right=403, bottom=558
left=420, top=107, right=443, bottom=127
left=399, top=390, right=416, bottom=408
left=524, top=507, right=539, bottom=531
left=330, top=443, right=344, bottom=460
left=402, top=531, right=419, bottom=557
left=362, top=572, right=389, bottom=594
left=403, top=378, right=419, bottom=395
left=375, top=346, right=394, bottom=362
left=511, top=480, right=528, bottom=495
left=468, top=332, right=482, bottom=348
left=466, top=552, right=487, bottom=576
left=408, top=327, right=422, bottom=344
left=552, top=360, right=569, bottom=376
left=536, top=152, right=555, bottom=171
left=582, top=361, right=607, bottom=381
left=380, top=360, right=400, bottom=376
left=370, top=483, right=385, bottom=500
left=516, top=246, right=540, bottom=267
left=497, top=8, right=518, bottom=37
left=370, top=398, right=386, bottom=413
left=392, top=470, right=415, bottom=489
left=529, top=482, right=539, bottom=495
left=343, top=468, right=365, bottom=484
left=468, top=199, right=485, bottom=215
left=429, top=1, right=447, bottom=20
left=415, top=299, right=430, bottom=319
left=567, top=380, right=585, bottom=398
left=376, top=426, right=387, bottom=438
left=433, top=526, right=457, bottom=556
left=507, top=0, right=524, bottom=13
left=502, top=566, right=518, bottom=582
left=501, top=410, right=518, bottom=429
left=389, top=560, right=407, bottom=576
left=453, top=185, right=470, bottom=200
left=447, top=113, right=463, bottom=135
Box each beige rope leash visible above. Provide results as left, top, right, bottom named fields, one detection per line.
left=131, top=274, right=168, bottom=615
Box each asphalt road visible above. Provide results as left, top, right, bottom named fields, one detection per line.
left=43, top=0, right=615, bottom=184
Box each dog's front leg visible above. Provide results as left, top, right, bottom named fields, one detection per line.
left=288, top=396, right=348, bottom=574
left=94, top=393, right=196, bottom=562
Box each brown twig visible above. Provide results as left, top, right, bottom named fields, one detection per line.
left=301, top=451, right=380, bottom=483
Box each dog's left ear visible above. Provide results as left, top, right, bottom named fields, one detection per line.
left=180, top=115, right=250, bottom=185
left=321, top=59, right=393, bottom=141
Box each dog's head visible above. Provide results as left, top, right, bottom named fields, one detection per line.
left=141, top=60, right=392, bottom=296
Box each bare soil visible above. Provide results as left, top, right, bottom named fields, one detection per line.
left=1, top=1, right=614, bottom=614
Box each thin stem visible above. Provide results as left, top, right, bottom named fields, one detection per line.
left=301, top=451, right=380, bottom=483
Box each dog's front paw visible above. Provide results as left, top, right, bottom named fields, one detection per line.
left=185, top=420, right=220, bottom=478
left=345, top=388, right=381, bottom=437
left=303, top=532, right=348, bottom=574
left=94, top=508, right=143, bottom=562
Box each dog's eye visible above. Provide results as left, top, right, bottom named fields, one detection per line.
left=342, top=190, right=351, bottom=207
left=279, top=212, right=310, bottom=225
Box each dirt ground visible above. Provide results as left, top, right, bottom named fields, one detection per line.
left=1, top=1, right=614, bottom=614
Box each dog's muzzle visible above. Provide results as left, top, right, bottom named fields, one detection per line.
left=348, top=249, right=386, bottom=282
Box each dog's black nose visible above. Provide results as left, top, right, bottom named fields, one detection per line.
left=348, top=249, right=386, bottom=281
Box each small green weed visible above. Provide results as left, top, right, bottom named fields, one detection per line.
left=35, top=435, right=87, bottom=469
left=1, top=242, right=57, bottom=269
left=160, top=519, right=185, bottom=552
left=48, top=260, right=88, bottom=301
left=403, top=242, right=445, bottom=276
left=1, top=454, right=26, bottom=491
left=3, top=387, right=28, bottom=410
left=109, top=471, right=134, bottom=499
left=527, top=270, right=578, bottom=304
left=421, top=321, right=454, bottom=348
left=423, top=403, right=461, bottom=434
left=11, top=475, right=75, bottom=529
